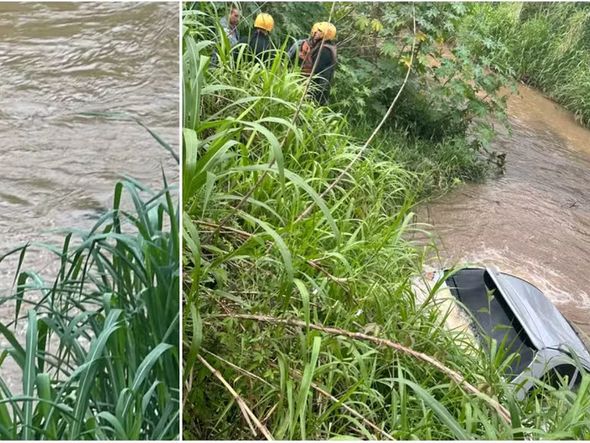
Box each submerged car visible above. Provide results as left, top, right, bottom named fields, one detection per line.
left=415, top=266, right=590, bottom=398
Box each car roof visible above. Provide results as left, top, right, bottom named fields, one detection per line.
left=486, top=267, right=590, bottom=370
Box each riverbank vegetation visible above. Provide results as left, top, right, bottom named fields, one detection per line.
left=184, top=2, right=590, bottom=439
left=0, top=131, right=179, bottom=439
left=460, top=2, right=590, bottom=127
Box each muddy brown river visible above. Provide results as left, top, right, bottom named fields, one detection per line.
left=0, top=3, right=178, bottom=390
left=419, top=85, right=590, bottom=338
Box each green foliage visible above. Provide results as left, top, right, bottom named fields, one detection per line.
left=183, top=7, right=590, bottom=440
left=460, top=2, right=590, bottom=126
left=329, top=2, right=512, bottom=146
left=0, top=138, right=179, bottom=438
left=241, top=2, right=327, bottom=40
left=375, top=130, right=489, bottom=197
left=189, top=1, right=500, bottom=185
left=193, top=2, right=513, bottom=146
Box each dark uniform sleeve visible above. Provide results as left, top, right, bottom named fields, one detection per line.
left=250, top=33, right=274, bottom=64
left=313, top=46, right=336, bottom=82
left=310, top=46, right=336, bottom=104
left=231, top=34, right=249, bottom=62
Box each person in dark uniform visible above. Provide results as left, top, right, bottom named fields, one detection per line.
left=238, top=13, right=275, bottom=63
left=291, top=22, right=338, bottom=105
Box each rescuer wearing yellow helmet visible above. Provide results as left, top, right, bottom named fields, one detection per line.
left=289, top=21, right=338, bottom=104
left=311, top=21, right=336, bottom=41
left=238, top=12, right=275, bottom=62
left=254, top=13, right=274, bottom=33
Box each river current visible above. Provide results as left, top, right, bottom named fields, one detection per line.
left=418, top=85, right=590, bottom=338
left=0, top=2, right=178, bottom=390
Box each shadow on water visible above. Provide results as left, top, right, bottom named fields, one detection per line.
left=417, top=84, right=590, bottom=337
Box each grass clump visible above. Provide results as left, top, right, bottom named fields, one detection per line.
left=0, top=135, right=179, bottom=439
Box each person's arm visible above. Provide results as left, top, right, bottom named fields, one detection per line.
left=256, top=34, right=275, bottom=63
left=238, top=34, right=249, bottom=45
left=313, top=47, right=336, bottom=83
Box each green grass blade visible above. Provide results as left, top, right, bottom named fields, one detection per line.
left=23, top=310, right=38, bottom=440
left=296, top=336, right=322, bottom=439
left=393, top=377, right=471, bottom=440
left=238, top=211, right=294, bottom=283
left=70, top=309, right=122, bottom=438
left=36, top=373, right=57, bottom=439
left=120, top=343, right=173, bottom=419
left=97, top=411, right=128, bottom=439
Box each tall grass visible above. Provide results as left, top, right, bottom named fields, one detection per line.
left=460, top=2, right=590, bottom=127
left=185, top=9, right=590, bottom=440
left=0, top=128, right=179, bottom=439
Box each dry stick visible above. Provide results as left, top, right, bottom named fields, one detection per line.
left=197, top=354, right=275, bottom=440
left=202, top=348, right=274, bottom=388
left=215, top=2, right=337, bottom=233
left=295, top=9, right=418, bottom=224
left=183, top=368, right=193, bottom=410
left=198, top=220, right=251, bottom=239
left=202, top=350, right=276, bottom=428
left=203, top=345, right=394, bottom=440
left=198, top=355, right=257, bottom=436
left=305, top=258, right=349, bottom=288
left=262, top=403, right=279, bottom=425
left=310, top=380, right=395, bottom=440
left=221, top=314, right=512, bottom=424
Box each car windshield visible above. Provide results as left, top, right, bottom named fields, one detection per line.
left=445, top=268, right=536, bottom=377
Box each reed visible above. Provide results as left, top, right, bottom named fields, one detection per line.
left=0, top=127, right=179, bottom=440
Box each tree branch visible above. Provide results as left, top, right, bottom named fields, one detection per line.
left=218, top=313, right=512, bottom=424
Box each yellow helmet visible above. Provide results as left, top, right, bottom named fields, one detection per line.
left=254, top=13, right=274, bottom=32
left=311, top=22, right=323, bottom=36
left=311, top=21, right=336, bottom=40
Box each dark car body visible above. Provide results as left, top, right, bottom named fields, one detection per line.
left=427, top=267, right=590, bottom=398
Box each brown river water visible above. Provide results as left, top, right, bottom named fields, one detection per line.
left=0, top=3, right=178, bottom=390
left=418, top=85, right=590, bottom=337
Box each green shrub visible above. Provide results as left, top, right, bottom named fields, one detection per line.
left=329, top=3, right=511, bottom=144
left=460, top=2, right=590, bottom=126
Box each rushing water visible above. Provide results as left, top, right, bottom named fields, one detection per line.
left=418, top=85, right=590, bottom=337
left=0, top=2, right=178, bottom=389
